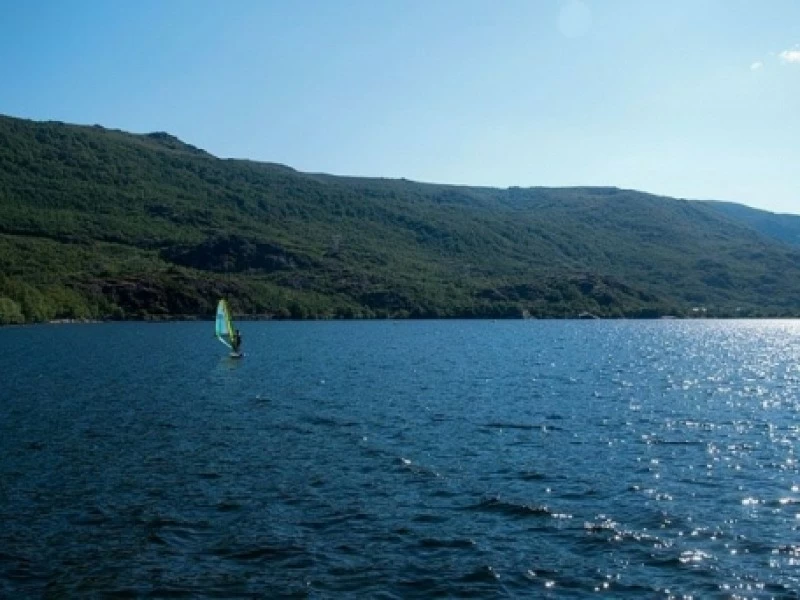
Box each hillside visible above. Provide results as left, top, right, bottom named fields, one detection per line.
left=703, top=201, right=800, bottom=248
left=1, top=114, right=800, bottom=324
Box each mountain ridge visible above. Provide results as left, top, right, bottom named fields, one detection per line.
left=1, top=113, right=799, bottom=324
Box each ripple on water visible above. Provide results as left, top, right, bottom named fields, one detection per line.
left=3, top=320, right=800, bottom=596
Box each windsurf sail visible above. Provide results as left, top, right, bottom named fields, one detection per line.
left=215, top=299, right=235, bottom=349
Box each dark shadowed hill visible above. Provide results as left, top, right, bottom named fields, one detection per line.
left=1, top=114, right=799, bottom=323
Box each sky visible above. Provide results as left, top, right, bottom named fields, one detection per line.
left=1, top=0, right=798, bottom=214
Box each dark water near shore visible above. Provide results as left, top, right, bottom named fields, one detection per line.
left=1, top=320, right=799, bottom=598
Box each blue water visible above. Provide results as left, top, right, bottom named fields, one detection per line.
left=1, top=320, right=800, bottom=598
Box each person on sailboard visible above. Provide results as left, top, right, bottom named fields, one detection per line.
left=232, top=329, right=242, bottom=353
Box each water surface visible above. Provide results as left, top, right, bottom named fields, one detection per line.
left=1, top=320, right=799, bottom=597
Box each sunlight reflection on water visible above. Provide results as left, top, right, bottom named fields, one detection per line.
left=1, top=320, right=799, bottom=597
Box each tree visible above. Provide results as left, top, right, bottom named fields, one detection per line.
left=0, top=297, right=24, bottom=324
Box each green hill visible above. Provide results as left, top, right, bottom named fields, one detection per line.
left=1, top=114, right=799, bottom=324
left=703, top=201, right=800, bottom=248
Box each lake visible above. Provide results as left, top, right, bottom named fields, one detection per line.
left=1, top=320, right=799, bottom=598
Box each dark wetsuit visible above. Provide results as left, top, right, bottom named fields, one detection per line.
left=232, top=331, right=242, bottom=353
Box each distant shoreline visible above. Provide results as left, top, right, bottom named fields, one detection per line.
left=0, top=314, right=792, bottom=328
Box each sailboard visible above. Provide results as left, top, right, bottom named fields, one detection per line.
left=215, top=299, right=242, bottom=357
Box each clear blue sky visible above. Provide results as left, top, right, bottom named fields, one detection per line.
left=1, top=0, right=798, bottom=214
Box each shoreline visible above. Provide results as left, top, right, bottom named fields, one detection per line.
left=0, top=314, right=789, bottom=328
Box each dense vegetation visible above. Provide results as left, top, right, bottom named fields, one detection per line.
left=702, top=201, right=800, bottom=248
left=1, top=114, right=799, bottom=324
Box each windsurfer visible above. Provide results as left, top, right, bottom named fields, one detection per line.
left=232, top=329, right=242, bottom=353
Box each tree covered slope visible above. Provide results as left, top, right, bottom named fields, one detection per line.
left=703, top=201, right=800, bottom=248
left=1, top=114, right=799, bottom=323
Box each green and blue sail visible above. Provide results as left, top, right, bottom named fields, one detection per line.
left=215, top=299, right=235, bottom=349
